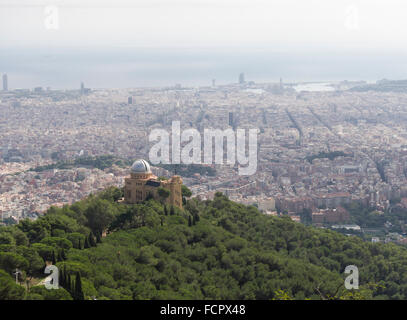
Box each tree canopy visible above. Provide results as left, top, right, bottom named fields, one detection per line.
left=1, top=187, right=407, bottom=300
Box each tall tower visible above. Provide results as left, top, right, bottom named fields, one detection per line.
left=80, top=82, right=85, bottom=95
left=2, top=74, right=8, bottom=91
left=239, top=73, right=245, bottom=84
left=228, top=112, right=234, bottom=127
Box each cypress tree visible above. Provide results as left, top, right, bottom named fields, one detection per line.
left=71, top=279, right=75, bottom=297
left=89, top=232, right=97, bottom=247
left=84, top=237, right=90, bottom=249
left=57, top=249, right=63, bottom=262
left=188, top=216, right=192, bottom=227
left=66, top=273, right=72, bottom=294
left=74, top=272, right=85, bottom=300
left=61, top=265, right=67, bottom=288
left=170, top=205, right=175, bottom=216
left=63, top=267, right=67, bottom=289
left=164, top=205, right=168, bottom=216
left=59, top=267, right=65, bottom=288
left=52, top=251, right=56, bottom=265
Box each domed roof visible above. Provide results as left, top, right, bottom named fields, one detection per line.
left=131, top=159, right=151, bottom=173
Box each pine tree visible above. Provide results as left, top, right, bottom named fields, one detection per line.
left=74, top=272, right=85, bottom=300
left=164, top=205, right=168, bottom=216
left=188, top=216, right=192, bottom=227
left=170, top=205, right=175, bottom=216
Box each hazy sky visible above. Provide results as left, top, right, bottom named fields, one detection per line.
left=1, top=0, right=407, bottom=88
left=0, top=0, right=406, bottom=51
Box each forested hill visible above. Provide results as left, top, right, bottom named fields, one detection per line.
left=1, top=187, right=407, bottom=300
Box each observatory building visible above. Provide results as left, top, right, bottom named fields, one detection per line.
left=124, top=159, right=183, bottom=208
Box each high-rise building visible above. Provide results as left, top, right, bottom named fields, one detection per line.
left=239, top=73, right=245, bottom=84
left=2, top=74, right=8, bottom=91
left=228, top=112, right=234, bottom=127
left=128, top=96, right=133, bottom=104
left=80, top=82, right=85, bottom=94
left=280, top=77, right=283, bottom=90
left=212, top=79, right=216, bottom=87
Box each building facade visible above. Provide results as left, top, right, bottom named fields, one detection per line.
left=312, top=206, right=350, bottom=224
left=124, top=159, right=183, bottom=208
left=2, top=74, right=8, bottom=91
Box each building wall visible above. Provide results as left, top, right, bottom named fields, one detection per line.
left=124, top=173, right=183, bottom=208
left=312, top=207, right=350, bottom=224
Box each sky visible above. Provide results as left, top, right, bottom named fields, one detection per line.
left=0, top=0, right=406, bottom=51
left=0, top=0, right=407, bottom=88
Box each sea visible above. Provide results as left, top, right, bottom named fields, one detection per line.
left=0, top=47, right=406, bottom=90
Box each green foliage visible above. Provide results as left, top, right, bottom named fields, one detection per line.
left=98, top=186, right=124, bottom=202
left=66, top=233, right=86, bottom=249
left=157, top=164, right=216, bottom=177
left=30, top=155, right=132, bottom=172
left=27, top=286, right=73, bottom=300
left=31, top=243, right=55, bottom=262
left=157, top=187, right=170, bottom=202
left=181, top=185, right=192, bottom=198
left=0, top=233, right=15, bottom=246
left=40, top=237, right=73, bottom=251
left=73, top=272, right=85, bottom=300
left=109, top=204, right=161, bottom=231
left=0, top=252, right=29, bottom=273
left=344, top=201, right=407, bottom=236
left=306, top=151, right=349, bottom=164
left=0, top=270, right=25, bottom=300
left=4, top=186, right=407, bottom=300
left=16, top=246, right=44, bottom=276
left=84, top=198, right=117, bottom=236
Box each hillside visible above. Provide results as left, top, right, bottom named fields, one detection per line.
left=1, top=187, right=407, bottom=300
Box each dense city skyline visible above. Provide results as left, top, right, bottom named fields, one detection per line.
left=2, top=0, right=407, bottom=303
